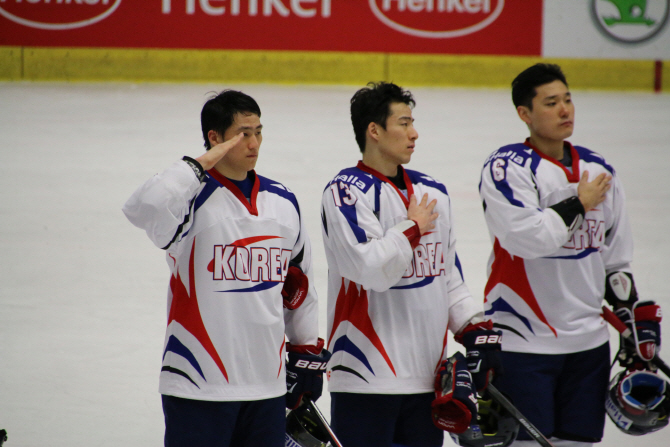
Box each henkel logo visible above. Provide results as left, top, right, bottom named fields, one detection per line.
left=591, top=0, right=670, bottom=43
left=369, top=0, right=504, bottom=38
left=0, top=0, right=121, bottom=30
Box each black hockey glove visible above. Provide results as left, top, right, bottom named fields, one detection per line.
left=455, top=320, right=502, bottom=392
left=282, top=263, right=309, bottom=310
left=615, top=301, right=662, bottom=371
left=432, top=352, right=478, bottom=433
left=285, top=338, right=332, bottom=410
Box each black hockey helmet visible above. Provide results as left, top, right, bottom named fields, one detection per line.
left=606, top=369, right=670, bottom=436
left=285, top=404, right=332, bottom=447
left=450, top=395, right=519, bottom=447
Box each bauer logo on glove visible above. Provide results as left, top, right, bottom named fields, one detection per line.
left=455, top=320, right=503, bottom=392
left=285, top=339, right=332, bottom=410
left=293, top=359, right=328, bottom=371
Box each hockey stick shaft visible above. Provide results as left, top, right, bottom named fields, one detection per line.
left=601, top=306, right=670, bottom=378
left=487, top=384, right=555, bottom=447
left=306, top=399, right=344, bottom=447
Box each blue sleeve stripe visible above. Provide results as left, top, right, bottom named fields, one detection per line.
left=530, top=153, right=541, bottom=175
left=455, top=252, right=464, bottom=281
left=339, top=205, right=368, bottom=243
left=492, top=167, right=525, bottom=208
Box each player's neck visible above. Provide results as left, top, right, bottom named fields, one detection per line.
left=361, top=149, right=399, bottom=178
left=214, top=162, right=248, bottom=181
left=528, top=135, right=564, bottom=160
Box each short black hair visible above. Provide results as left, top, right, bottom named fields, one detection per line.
left=201, top=90, right=261, bottom=149
left=350, top=82, right=415, bottom=153
left=512, top=64, right=568, bottom=110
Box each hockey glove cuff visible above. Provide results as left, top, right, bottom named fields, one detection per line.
left=282, top=263, right=309, bottom=310
left=455, top=320, right=502, bottom=392
left=549, top=196, right=585, bottom=235
left=432, top=352, right=478, bottom=433
left=286, top=339, right=331, bottom=410
left=616, top=301, right=662, bottom=369
left=605, top=271, right=639, bottom=308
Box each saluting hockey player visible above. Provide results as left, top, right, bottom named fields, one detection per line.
left=479, top=64, right=663, bottom=446
left=123, top=90, right=330, bottom=447
left=320, top=82, right=501, bottom=447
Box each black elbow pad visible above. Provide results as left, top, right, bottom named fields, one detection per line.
left=549, top=196, right=585, bottom=234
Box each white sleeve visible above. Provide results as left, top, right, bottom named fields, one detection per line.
left=321, top=183, right=414, bottom=292
left=122, top=160, right=201, bottom=249
left=284, top=209, right=320, bottom=347
left=479, top=157, right=569, bottom=259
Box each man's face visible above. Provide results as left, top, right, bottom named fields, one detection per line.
left=520, top=80, right=575, bottom=143
left=376, top=102, right=419, bottom=167
left=216, top=112, right=263, bottom=178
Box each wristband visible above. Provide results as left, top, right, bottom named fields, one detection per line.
left=182, top=156, right=206, bottom=182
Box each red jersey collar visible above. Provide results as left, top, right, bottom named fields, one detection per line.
left=356, top=160, right=414, bottom=209
left=523, top=138, right=580, bottom=183
left=207, top=169, right=260, bottom=216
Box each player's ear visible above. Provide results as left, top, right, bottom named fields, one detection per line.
left=207, top=130, right=221, bottom=148
left=517, top=105, right=532, bottom=125
left=367, top=121, right=380, bottom=142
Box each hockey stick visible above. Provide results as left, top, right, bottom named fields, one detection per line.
left=306, top=399, right=344, bottom=447
left=601, top=306, right=670, bottom=379
left=487, top=384, right=555, bottom=447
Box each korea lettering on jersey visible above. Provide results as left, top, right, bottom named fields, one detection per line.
left=123, top=160, right=319, bottom=401
left=479, top=142, right=634, bottom=355
left=321, top=162, right=482, bottom=394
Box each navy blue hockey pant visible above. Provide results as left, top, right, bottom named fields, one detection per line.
left=493, top=342, right=610, bottom=442
left=330, top=392, right=443, bottom=447
left=162, top=394, right=285, bottom=447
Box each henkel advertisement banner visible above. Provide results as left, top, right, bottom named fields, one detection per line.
left=543, top=0, right=670, bottom=59
left=0, top=0, right=542, bottom=55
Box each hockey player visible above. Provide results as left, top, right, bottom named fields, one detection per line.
left=320, top=82, right=501, bottom=447
left=479, top=64, right=662, bottom=446
left=123, top=90, right=329, bottom=447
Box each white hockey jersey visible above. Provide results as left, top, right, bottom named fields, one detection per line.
left=479, top=141, right=633, bottom=355
left=321, top=161, right=482, bottom=394
left=123, top=160, right=319, bottom=401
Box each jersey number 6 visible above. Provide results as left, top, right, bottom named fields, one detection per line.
left=492, top=158, right=507, bottom=182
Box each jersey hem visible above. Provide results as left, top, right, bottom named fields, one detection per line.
left=501, top=328, right=609, bottom=355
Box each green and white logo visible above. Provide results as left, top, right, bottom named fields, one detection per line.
left=591, top=0, right=669, bottom=43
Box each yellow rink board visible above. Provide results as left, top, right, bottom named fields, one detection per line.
left=0, top=46, right=666, bottom=92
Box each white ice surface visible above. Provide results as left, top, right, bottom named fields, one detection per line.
left=0, top=82, right=668, bottom=446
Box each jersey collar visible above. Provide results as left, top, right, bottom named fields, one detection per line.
left=524, top=139, right=580, bottom=183
left=207, top=169, right=260, bottom=216
left=356, top=160, right=414, bottom=209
